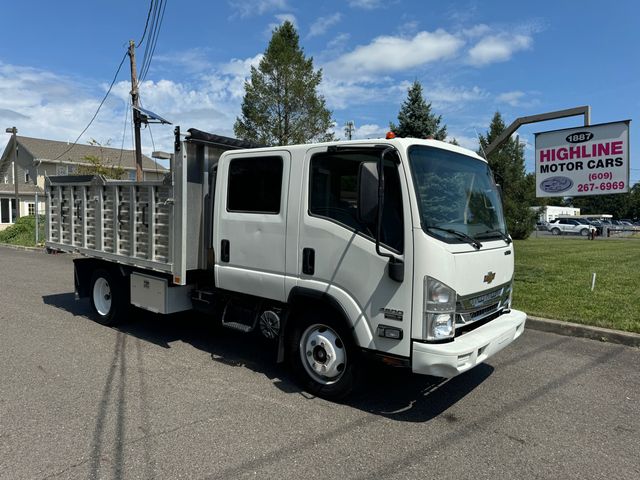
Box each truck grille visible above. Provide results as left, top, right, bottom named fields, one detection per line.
left=455, top=282, right=511, bottom=327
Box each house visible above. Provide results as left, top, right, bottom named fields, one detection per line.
left=0, top=135, right=167, bottom=230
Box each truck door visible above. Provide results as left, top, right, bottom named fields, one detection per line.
left=214, top=151, right=291, bottom=302
left=297, top=146, right=414, bottom=358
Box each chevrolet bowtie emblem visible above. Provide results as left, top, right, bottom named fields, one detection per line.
left=483, top=271, right=496, bottom=284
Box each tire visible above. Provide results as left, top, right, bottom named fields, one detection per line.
left=89, top=269, right=128, bottom=326
left=551, top=228, right=561, bottom=236
left=288, top=311, right=360, bottom=400
left=580, top=228, right=589, bottom=237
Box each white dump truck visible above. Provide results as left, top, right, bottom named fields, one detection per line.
left=45, top=128, right=526, bottom=399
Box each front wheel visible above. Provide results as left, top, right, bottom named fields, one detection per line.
left=90, top=269, right=127, bottom=326
left=289, top=313, right=359, bottom=400
left=580, top=228, right=589, bottom=236
left=551, top=228, right=561, bottom=236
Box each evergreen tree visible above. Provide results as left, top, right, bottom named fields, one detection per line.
left=234, top=21, right=334, bottom=146
left=390, top=81, right=447, bottom=140
left=479, top=112, right=536, bottom=239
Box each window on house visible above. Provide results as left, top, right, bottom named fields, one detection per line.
left=0, top=198, right=9, bottom=223
left=28, top=203, right=35, bottom=216
left=25, top=171, right=30, bottom=183
left=0, top=198, right=16, bottom=224
left=129, top=170, right=136, bottom=181
left=227, top=156, right=283, bottom=214
left=56, top=165, right=68, bottom=176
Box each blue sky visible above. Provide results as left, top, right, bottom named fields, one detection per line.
left=0, top=0, right=638, bottom=183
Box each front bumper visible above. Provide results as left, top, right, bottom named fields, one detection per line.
left=412, top=309, right=526, bottom=378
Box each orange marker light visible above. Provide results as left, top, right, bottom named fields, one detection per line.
left=386, top=131, right=396, bottom=139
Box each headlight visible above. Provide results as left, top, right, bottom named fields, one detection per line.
left=424, top=276, right=457, bottom=341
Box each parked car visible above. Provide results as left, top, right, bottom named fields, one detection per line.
left=536, top=221, right=549, bottom=231
left=548, top=218, right=593, bottom=236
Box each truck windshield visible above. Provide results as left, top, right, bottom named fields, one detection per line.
left=408, top=145, right=506, bottom=244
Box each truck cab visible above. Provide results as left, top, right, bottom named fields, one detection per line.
left=209, top=135, right=525, bottom=396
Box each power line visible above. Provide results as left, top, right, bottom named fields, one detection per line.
left=54, top=51, right=128, bottom=161
left=137, top=0, right=155, bottom=47
left=139, top=0, right=159, bottom=74
left=140, top=0, right=167, bottom=81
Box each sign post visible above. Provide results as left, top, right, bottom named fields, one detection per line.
left=535, top=120, right=630, bottom=197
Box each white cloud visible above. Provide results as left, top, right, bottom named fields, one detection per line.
left=462, top=24, right=491, bottom=38
left=308, top=13, right=342, bottom=38
left=319, top=33, right=351, bottom=60
left=497, top=90, right=525, bottom=106
left=446, top=133, right=479, bottom=151
left=220, top=54, right=262, bottom=76
left=426, top=85, right=488, bottom=108
left=352, top=123, right=386, bottom=139
left=320, top=77, right=402, bottom=111
left=0, top=54, right=266, bottom=156
left=348, top=0, right=383, bottom=9
left=228, top=0, right=288, bottom=17
left=468, top=33, right=532, bottom=66
left=0, top=62, right=127, bottom=148
left=496, top=90, right=539, bottom=108
left=325, top=29, right=464, bottom=81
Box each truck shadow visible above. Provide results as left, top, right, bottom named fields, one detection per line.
left=42, top=293, right=492, bottom=423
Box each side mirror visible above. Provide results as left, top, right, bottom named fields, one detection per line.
left=357, top=161, right=378, bottom=225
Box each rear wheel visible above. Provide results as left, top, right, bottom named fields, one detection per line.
left=289, top=311, right=359, bottom=400
left=90, top=269, right=127, bottom=326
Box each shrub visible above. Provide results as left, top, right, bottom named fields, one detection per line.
left=0, top=215, right=45, bottom=246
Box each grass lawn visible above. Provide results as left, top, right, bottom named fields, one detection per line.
left=513, top=237, right=640, bottom=333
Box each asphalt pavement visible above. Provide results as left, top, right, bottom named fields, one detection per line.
left=1, top=246, right=638, bottom=480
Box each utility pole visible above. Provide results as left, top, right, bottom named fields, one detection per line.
left=344, top=121, right=355, bottom=140
left=128, top=40, right=143, bottom=181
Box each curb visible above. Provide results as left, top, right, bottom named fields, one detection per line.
left=0, top=243, right=46, bottom=252
left=526, top=316, right=640, bottom=348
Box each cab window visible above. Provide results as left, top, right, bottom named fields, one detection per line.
left=309, top=150, right=404, bottom=253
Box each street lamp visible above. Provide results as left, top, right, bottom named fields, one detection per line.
left=33, top=159, right=41, bottom=244
left=5, top=127, right=19, bottom=221
left=152, top=150, right=174, bottom=179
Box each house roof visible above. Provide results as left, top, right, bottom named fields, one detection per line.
left=0, top=136, right=166, bottom=175
left=0, top=183, right=44, bottom=195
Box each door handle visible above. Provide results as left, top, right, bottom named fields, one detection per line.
left=221, top=239, right=230, bottom=262
left=302, top=248, right=315, bottom=275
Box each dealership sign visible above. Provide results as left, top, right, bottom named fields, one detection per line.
left=535, top=120, right=630, bottom=197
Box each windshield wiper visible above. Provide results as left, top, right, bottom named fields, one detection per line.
left=426, top=226, right=482, bottom=250
left=475, top=229, right=512, bottom=244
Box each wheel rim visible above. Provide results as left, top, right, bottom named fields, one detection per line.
left=93, top=277, right=112, bottom=316
left=299, top=324, right=347, bottom=385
